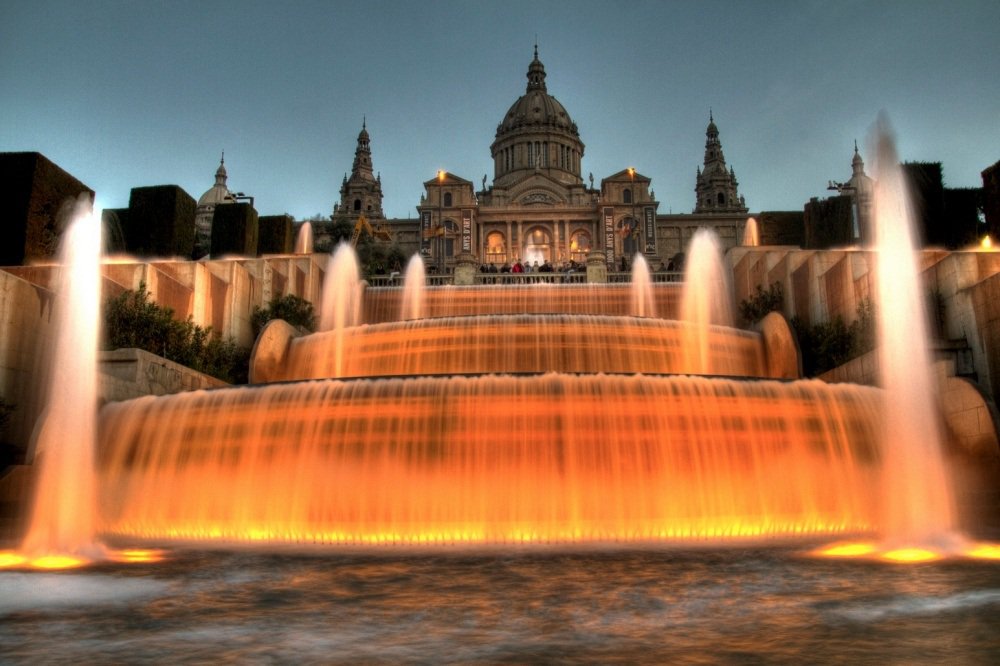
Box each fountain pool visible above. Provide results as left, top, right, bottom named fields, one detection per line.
left=2, top=547, right=1000, bottom=662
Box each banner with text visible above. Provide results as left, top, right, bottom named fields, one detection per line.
left=644, top=206, right=656, bottom=254
left=421, top=210, right=431, bottom=253
left=603, top=207, right=615, bottom=265
left=462, top=210, right=472, bottom=253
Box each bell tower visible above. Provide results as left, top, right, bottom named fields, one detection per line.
left=336, top=119, right=384, bottom=219
left=694, top=111, right=747, bottom=214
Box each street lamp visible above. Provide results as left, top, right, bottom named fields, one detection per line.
left=628, top=167, right=636, bottom=268
left=437, top=170, right=445, bottom=275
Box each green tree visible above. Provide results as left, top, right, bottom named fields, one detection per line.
left=251, top=294, right=317, bottom=338
left=738, top=282, right=784, bottom=326
left=103, top=283, right=250, bottom=384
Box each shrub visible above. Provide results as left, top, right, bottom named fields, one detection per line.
left=791, top=297, right=877, bottom=377
left=251, top=294, right=317, bottom=338
left=104, top=283, right=250, bottom=384
left=0, top=397, right=13, bottom=432
left=738, top=282, right=783, bottom=326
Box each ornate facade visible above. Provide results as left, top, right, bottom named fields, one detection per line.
left=336, top=48, right=754, bottom=271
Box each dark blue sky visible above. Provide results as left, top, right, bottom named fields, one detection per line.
left=2, top=0, right=998, bottom=219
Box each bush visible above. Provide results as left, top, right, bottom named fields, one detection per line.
left=104, top=283, right=250, bottom=384
left=739, top=282, right=784, bottom=326
left=0, top=397, right=13, bottom=432
left=251, top=294, right=317, bottom=338
left=791, top=297, right=876, bottom=377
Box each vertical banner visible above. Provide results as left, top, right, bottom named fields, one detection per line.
left=421, top=210, right=431, bottom=254
left=603, top=206, right=615, bottom=265
left=462, top=209, right=472, bottom=253
left=644, top=206, right=656, bottom=254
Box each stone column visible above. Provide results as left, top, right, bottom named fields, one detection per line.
left=453, top=251, right=479, bottom=286
left=586, top=251, right=608, bottom=283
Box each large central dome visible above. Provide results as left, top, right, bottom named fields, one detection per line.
left=490, top=47, right=585, bottom=187
left=496, top=50, right=578, bottom=138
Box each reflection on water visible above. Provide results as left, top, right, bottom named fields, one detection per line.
left=2, top=548, right=999, bottom=663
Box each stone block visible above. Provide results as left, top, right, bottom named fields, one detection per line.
left=123, top=185, right=197, bottom=258
left=211, top=203, right=259, bottom=257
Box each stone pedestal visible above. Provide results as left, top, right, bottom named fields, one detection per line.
left=453, top=252, right=479, bottom=286
left=586, top=252, right=608, bottom=283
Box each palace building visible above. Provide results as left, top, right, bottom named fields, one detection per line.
left=329, top=47, right=751, bottom=271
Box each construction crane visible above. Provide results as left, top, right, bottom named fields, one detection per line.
left=349, top=215, right=393, bottom=247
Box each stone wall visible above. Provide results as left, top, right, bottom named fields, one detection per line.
left=732, top=247, right=1000, bottom=404
left=100, top=348, right=227, bottom=403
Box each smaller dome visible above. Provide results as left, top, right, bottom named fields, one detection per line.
left=198, top=154, right=236, bottom=207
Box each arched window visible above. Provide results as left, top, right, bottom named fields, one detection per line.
left=443, top=192, right=453, bottom=207
left=353, top=199, right=361, bottom=212
left=486, top=231, right=506, bottom=263
left=717, top=192, right=726, bottom=206
left=623, top=188, right=632, bottom=204
left=569, top=230, right=591, bottom=261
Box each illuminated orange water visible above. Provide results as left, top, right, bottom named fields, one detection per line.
left=16, top=196, right=106, bottom=566
left=97, top=374, right=883, bottom=545
left=293, top=221, right=313, bottom=254
left=278, top=315, right=766, bottom=381
left=363, top=283, right=682, bottom=324
left=681, top=230, right=735, bottom=375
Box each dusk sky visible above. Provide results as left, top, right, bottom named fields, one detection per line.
left=2, top=0, right=998, bottom=220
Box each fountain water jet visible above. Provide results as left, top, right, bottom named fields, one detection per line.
left=15, top=195, right=104, bottom=567
left=871, top=117, right=957, bottom=550
left=680, top=229, right=734, bottom=374
left=742, top=217, right=760, bottom=246
left=630, top=254, right=655, bottom=317
left=317, top=243, right=363, bottom=377
left=294, top=221, right=313, bottom=254
left=400, top=254, right=426, bottom=321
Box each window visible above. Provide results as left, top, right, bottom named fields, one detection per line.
left=443, top=192, right=453, bottom=207
left=718, top=192, right=726, bottom=206
left=623, top=188, right=632, bottom=204
left=353, top=199, right=361, bottom=212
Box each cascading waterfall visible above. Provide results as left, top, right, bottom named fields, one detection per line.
left=277, top=314, right=766, bottom=381
left=97, top=374, right=883, bottom=545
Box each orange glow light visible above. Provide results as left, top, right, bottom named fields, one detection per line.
left=982, top=235, right=993, bottom=250
left=966, top=543, right=1000, bottom=560
left=28, top=555, right=89, bottom=570
left=108, top=549, right=166, bottom=564
left=814, top=542, right=877, bottom=558
left=0, top=551, right=29, bottom=568
left=881, top=548, right=941, bottom=563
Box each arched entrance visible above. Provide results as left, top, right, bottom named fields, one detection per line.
left=523, top=226, right=553, bottom=266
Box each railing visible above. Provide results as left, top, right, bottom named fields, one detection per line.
left=364, top=271, right=683, bottom=287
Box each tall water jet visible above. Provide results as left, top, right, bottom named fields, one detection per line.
left=18, top=195, right=104, bottom=566
left=680, top=228, right=734, bottom=374
left=400, top=253, right=426, bottom=321
left=294, top=221, right=313, bottom=254
left=318, top=243, right=363, bottom=377
left=742, top=217, right=760, bottom=246
left=630, top=254, right=655, bottom=317
left=871, top=116, right=956, bottom=548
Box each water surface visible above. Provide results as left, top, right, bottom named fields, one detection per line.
left=3, top=547, right=999, bottom=663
